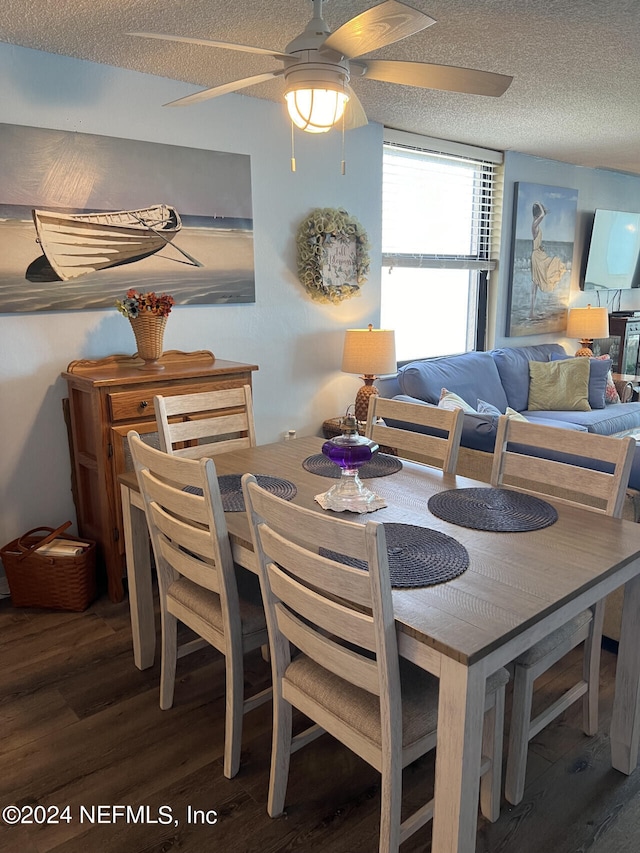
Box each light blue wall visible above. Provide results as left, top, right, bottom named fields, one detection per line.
left=492, top=151, right=640, bottom=349
left=0, top=43, right=382, bottom=547
left=1, top=41, right=639, bottom=558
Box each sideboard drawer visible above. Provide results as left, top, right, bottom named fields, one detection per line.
left=108, top=390, right=159, bottom=422
left=108, top=377, right=250, bottom=422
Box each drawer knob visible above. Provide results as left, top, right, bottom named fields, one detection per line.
left=139, top=400, right=149, bottom=410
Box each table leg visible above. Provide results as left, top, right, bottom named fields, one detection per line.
left=431, top=656, right=486, bottom=853
left=611, top=571, right=640, bottom=773
left=120, top=483, right=156, bottom=670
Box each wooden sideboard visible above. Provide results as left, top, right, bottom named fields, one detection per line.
left=62, top=350, right=258, bottom=602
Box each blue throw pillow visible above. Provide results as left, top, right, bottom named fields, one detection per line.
left=550, top=353, right=610, bottom=409
left=477, top=398, right=502, bottom=416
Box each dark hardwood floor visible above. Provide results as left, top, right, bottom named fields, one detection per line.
left=1, top=591, right=639, bottom=853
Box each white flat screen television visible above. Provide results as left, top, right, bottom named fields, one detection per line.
left=583, top=209, right=640, bottom=290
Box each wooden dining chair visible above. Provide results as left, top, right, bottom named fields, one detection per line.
left=155, top=384, right=256, bottom=459
left=128, top=431, right=271, bottom=779
left=242, top=473, right=509, bottom=853
left=490, top=416, right=636, bottom=805
left=364, top=396, right=464, bottom=473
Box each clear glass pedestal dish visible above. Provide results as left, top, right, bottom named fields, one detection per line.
left=320, top=414, right=380, bottom=512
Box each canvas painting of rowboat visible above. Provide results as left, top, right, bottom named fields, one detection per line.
left=0, top=124, right=255, bottom=312
left=29, top=204, right=186, bottom=282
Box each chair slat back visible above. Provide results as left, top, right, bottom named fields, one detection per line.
left=490, top=416, right=635, bottom=517
left=128, top=432, right=235, bottom=601
left=365, top=396, right=464, bottom=473
left=155, top=385, right=256, bottom=459
left=242, top=473, right=399, bottom=700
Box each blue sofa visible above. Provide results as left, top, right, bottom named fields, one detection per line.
left=377, top=343, right=640, bottom=642
left=376, top=343, right=640, bottom=490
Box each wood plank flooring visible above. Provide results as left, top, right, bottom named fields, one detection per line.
left=1, top=591, right=638, bottom=853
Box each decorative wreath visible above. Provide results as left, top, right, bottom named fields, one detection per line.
left=296, top=207, right=370, bottom=304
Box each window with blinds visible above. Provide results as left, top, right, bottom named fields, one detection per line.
left=381, top=130, right=503, bottom=363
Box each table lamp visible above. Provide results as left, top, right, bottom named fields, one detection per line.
left=566, top=305, right=609, bottom=356
left=341, top=325, right=397, bottom=422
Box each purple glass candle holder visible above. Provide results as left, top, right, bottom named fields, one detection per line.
left=320, top=414, right=380, bottom=512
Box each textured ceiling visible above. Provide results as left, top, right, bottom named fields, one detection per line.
left=2, top=0, right=640, bottom=176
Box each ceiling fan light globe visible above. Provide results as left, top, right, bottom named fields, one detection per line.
left=285, top=88, right=349, bottom=133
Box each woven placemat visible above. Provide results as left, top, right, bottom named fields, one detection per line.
left=427, top=487, right=558, bottom=532
left=185, top=474, right=297, bottom=512
left=302, top=453, right=403, bottom=479
left=320, top=522, right=469, bottom=588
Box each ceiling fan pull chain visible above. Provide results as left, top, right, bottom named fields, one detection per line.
left=291, top=121, right=297, bottom=173
left=341, top=110, right=346, bottom=176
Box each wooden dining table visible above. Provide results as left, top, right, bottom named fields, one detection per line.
left=119, top=435, right=640, bottom=853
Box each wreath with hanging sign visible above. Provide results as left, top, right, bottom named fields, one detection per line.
left=295, top=207, right=370, bottom=304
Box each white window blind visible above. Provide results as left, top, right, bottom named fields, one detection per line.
left=382, top=131, right=502, bottom=270
left=381, top=131, right=503, bottom=361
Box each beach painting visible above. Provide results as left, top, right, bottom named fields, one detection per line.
left=507, top=182, right=578, bottom=336
left=0, top=123, right=255, bottom=313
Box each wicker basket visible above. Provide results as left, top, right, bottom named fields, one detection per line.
left=0, top=522, right=97, bottom=611
left=130, top=313, right=167, bottom=369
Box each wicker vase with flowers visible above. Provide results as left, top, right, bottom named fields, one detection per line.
left=116, top=289, right=175, bottom=371
left=129, top=312, right=168, bottom=370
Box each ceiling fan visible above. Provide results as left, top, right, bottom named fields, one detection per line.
left=129, top=0, right=512, bottom=133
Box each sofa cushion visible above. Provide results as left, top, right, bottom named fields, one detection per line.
left=550, top=352, right=611, bottom=409
left=390, top=395, right=587, bottom=456
left=524, top=414, right=588, bottom=432
left=375, top=373, right=403, bottom=399
left=398, top=351, right=508, bottom=412
left=463, top=412, right=587, bottom=451
left=501, top=425, right=640, bottom=493
left=528, top=359, right=591, bottom=412
left=492, top=344, right=566, bottom=411
left=389, top=398, right=499, bottom=454
left=521, top=402, right=640, bottom=434
left=460, top=413, right=499, bottom=452
left=460, top=410, right=585, bottom=450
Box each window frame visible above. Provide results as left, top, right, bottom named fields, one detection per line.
left=381, top=131, right=502, bottom=360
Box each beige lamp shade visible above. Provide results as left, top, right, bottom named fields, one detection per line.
left=341, top=326, right=397, bottom=375
left=341, top=325, right=396, bottom=421
left=566, top=305, right=609, bottom=354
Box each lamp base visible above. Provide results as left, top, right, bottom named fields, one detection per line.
left=575, top=338, right=595, bottom=357
left=355, top=377, right=378, bottom=423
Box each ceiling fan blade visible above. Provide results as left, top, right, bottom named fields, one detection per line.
left=363, top=60, right=513, bottom=96
left=164, top=71, right=284, bottom=108
left=344, top=86, right=369, bottom=130
left=322, top=1, right=435, bottom=60
left=127, top=32, right=291, bottom=62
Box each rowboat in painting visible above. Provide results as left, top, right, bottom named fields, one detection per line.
left=31, top=204, right=182, bottom=281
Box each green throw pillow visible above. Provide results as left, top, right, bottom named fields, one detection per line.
left=528, top=359, right=591, bottom=411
